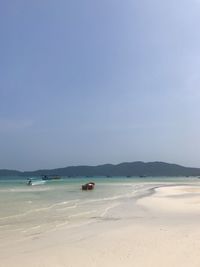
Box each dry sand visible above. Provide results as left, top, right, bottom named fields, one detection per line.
left=1, top=184, right=200, bottom=267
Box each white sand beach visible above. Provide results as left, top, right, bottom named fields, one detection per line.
left=1, top=183, right=200, bottom=267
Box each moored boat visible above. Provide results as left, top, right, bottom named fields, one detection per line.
left=42, top=175, right=61, bottom=180
left=81, top=182, right=95, bottom=190
left=26, top=178, right=46, bottom=186
left=27, top=178, right=32, bottom=186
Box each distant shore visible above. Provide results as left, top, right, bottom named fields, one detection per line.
left=1, top=161, right=200, bottom=177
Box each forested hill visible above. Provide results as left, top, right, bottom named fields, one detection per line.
left=1, top=161, right=200, bottom=177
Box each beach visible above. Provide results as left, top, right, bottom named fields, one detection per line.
left=1, top=178, right=200, bottom=267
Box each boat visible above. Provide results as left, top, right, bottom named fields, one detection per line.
left=42, top=175, right=61, bottom=180
left=81, top=182, right=95, bottom=190
left=27, top=179, right=32, bottom=186
left=26, top=178, right=46, bottom=186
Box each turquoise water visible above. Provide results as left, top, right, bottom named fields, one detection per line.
left=0, top=176, right=197, bottom=242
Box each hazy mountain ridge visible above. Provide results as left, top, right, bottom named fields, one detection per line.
left=1, top=161, right=200, bottom=177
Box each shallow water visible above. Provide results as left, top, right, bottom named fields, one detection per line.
left=0, top=176, right=198, bottom=242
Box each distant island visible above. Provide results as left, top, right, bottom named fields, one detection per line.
left=1, top=161, right=200, bottom=177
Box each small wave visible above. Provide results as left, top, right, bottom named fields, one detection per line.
left=57, top=204, right=78, bottom=211
left=31, top=181, right=46, bottom=186
left=1, top=227, right=24, bottom=232
left=21, top=225, right=41, bottom=233
left=0, top=199, right=81, bottom=221
left=81, top=192, right=134, bottom=205
left=0, top=187, right=51, bottom=193
left=100, top=202, right=121, bottom=217
left=55, top=221, right=69, bottom=228
left=68, top=210, right=97, bottom=218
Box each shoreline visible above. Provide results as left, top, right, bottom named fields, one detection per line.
left=1, top=182, right=200, bottom=266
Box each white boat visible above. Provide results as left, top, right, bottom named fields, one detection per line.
left=26, top=178, right=46, bottom=186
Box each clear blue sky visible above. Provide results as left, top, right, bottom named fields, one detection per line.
left=1, top=0, right=200, bottom=170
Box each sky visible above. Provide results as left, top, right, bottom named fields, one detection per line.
left=1, top=0, right=200, bottom=170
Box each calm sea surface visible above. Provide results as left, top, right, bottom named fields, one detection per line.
left=0, top=176, right=198, bottom=242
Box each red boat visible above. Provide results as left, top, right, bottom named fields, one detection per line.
left=82, top=182, right=95, bottom=190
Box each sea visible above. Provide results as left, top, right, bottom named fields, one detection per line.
left=0, top=176, right=198, bottom=243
